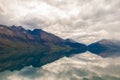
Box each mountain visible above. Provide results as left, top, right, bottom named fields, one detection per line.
left=0, top=24, right=87, bottom=72
left=88, top=39, right=120, bottom=57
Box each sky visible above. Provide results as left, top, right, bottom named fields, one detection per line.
left=0, top=0, right=120, bottom=44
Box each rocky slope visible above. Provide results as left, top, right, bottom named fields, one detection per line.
left=0, top=24, right=87, bottom=72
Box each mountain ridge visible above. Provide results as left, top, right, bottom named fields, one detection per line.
left=0, top=24, right=87, bottom=72
left=88, top=39, right=120, bottom=57
left=0, top=24, right=120, bottom=72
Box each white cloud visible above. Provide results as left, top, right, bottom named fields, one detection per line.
left=0, top=0, right=120, bottom=44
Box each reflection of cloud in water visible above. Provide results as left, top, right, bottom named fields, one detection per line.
left=0, top=52, right=120, bottom=80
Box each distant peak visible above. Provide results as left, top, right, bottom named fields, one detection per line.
left=65, top=38, right=76, bottom=43
left=99, top=39, right=120, bottom=45
left=10, top=25, right=25, bottom=31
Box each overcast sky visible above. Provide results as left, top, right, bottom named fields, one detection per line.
left=0, top=0, right=120, bottom=44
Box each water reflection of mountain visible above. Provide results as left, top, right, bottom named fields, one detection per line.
left=88, top=39, right=120, bottom=57
left=0, top=25, right=120, bottom=72
left=0, top=52, right=120, bottom=80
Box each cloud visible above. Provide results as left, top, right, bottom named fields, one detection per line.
left=0, top=0, right=120, bottom=43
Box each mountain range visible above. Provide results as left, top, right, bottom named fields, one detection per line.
left=0, top=24, right=120, bottom=72
left=0, top=24, right=86, bottom=72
